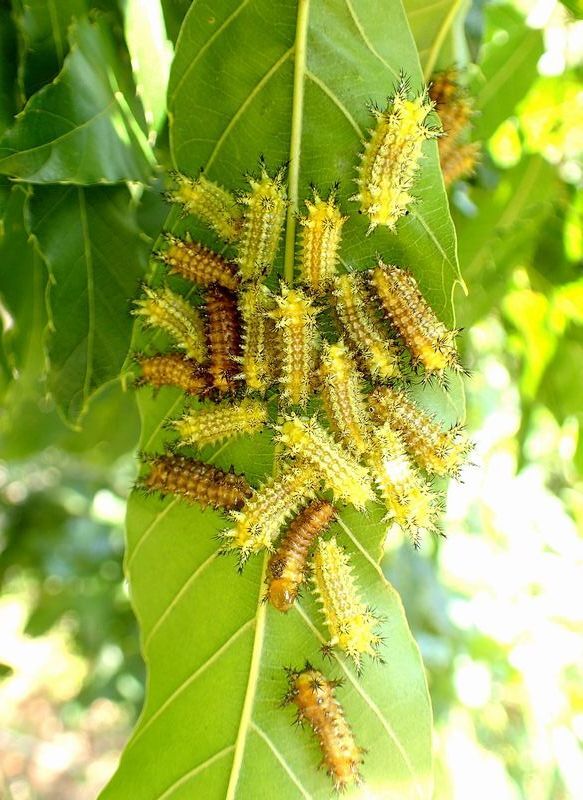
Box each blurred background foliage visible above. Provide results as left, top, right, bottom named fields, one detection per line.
left=0, top=0, right=581, bottom=798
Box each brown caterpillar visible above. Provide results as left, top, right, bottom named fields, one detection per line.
left=265, top=499, right=336, bottom=612
left=139, top=454, right=252, bottom=511
left=284, top=664, right=364, bottom=791
left=133, top=285, right=206, bottom=362
left=351, top=77, right=438, bottom=232
left=319, top=341, right=372, bottom=457
left=204, top=285, right=242, bottom=393
left=173, top=397, right=268, bottom=448
left=298, top=190, right=346, bottom=293
left=270, top=286, right=319, bottom=407
left=236, top=166, right=287, bottom=280
left=333, top=273, right=401, bottom=380
left=166, top=171, right=242, bottom=241
left=370, top=262, right=460, bottom=378
left=134, top=353, right=209, bottom=396
left=370, top=386, right=472, bottom=478
left=157, top=234, right=239, bottom=291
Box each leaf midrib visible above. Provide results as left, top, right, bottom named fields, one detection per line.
left=225, top=2, right=311, bottom=796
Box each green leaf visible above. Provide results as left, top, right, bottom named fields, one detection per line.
left=404, top=0, right=468, bottom=78
left=0, top=16, right=156, bottom=184
left=0, top=7, right=19, bottom=132
left=28, top=185, right=148, bottom=425
left=103, top=0, right=467, bottom=796
left=123, top=0, right=173, bottom=133
left=454, top=155, right=557, bottom=328
left=12, top=0, right=89, bottom=98
left=0, top=184, right=43, bottom=389
left=471, top=5, right=544, bottom=141
left=558, top=0, right=583, bottom=18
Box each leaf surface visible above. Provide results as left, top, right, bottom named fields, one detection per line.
left=28, top=185, right=149, bottom=425
left=103, top=1, right=466, bottom=797
left=0, top=16, right=155, bottom=184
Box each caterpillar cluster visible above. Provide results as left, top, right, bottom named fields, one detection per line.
left=131, top=78, right=473, bottom=792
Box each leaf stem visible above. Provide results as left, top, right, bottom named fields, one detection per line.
left=283, top=0, right=310, bottom=285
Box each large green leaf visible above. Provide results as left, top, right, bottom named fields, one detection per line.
left=104, top=1, right=467, bottom=797
left=0, top=185, right=43, bottom=393
left=0, top=16, right=155, bottom=184
left=28, top=184, right=149, bottom=425
left=471, top=5, right=544, bottom=141
left=0, top=7, right=19, bottom=132
left=12, top=0, right=89, bottom=99
left=404, top=0, right=468, bottom=77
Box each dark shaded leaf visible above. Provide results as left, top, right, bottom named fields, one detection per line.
left=0, top=16, right=156, bottom=184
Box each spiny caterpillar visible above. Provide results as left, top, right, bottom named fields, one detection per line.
left=139, top=454, right=252, bottom=511
left=429, top=69, right=480, bottom=186
left=157, top=234, right=239, bottom=291
left=284, top=664, right=364, bottom=791
left=371, top=262, right=460, bottom=377
left=352, top=77, right=438, bottom=232
left=298, top=189, right=346, bottom=292
left=270, top=286, right=319, bottom=407
left=333, top=273, right=401, bottom=380
left=172, top=397, right=268, bottom=448
left=236, top=166, right=287, bottom=280
left=313, top=537, right=382, bottom=670
left=440, top=143, right=480, bottom=188
left=265, top=499, right=336, bottom=613
left=134, top=353, right=209, bottom=396
left=239, top=285, right=273, bottom=393
left=223, top=461, right=319, bottom=562
left=204, top=285, right=242, bottom=393
left=133, top=285, right=206, bottom=362
left=319, top=341, right=372, bottom=457
left=277, top=415, right=373, bottom=509
left=166, top=171, right=241, bottom=241
left=370, top=386, right=472, bottom=478
left=366, top=424, right=439, bottom=548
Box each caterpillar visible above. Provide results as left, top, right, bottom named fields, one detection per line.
left=333, top=273, right=401, bottom=380
left=351, top=76, right=438, bottom=232
left=366, top=424, right=439, bottom=548
left=223, top=461, right=319, bottom=563
left=133, top=286, right=206, bottom=362
left=319, top=341, right=372, bottom=457
left=270, top=286, right=319, bottom=407
left=139, top=454, right=252, bottom=511
left=370, top=261, right=460, bottom=377
left=265, top=499, right=336, bottom=613
left=157, top=234, right=239, bottom=291
left=440, top=142, right=480, bottom=187
left=166, top=171, right=241, bottom=241
left=313, top=537, right=382, bottom=670
left=134, top=353, right=209, bottom=396
left=298, top=189, right=346, bottom=293
left=284, top=664, right=364, bottom=791
left=172, top=397, right=268, bottom=448
left=236, top=166, right=287, bottom=280
left=370, top=386, right=472, bottom=478
left=429, top=70, right=480, bottom=187
left=239, top=284, right=273, bottom=393
left=277, top=415, right=373, bottom=509
left=204, top=285, right=242, bottom=393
